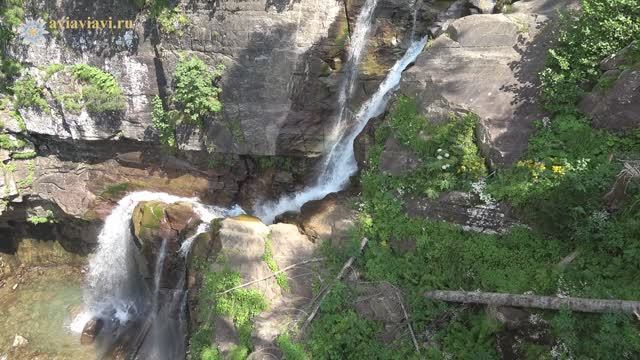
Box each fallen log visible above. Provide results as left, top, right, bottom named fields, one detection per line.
left=425, top=290, right=640, bottom=314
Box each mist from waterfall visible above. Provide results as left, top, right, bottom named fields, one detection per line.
left=255, top=36, right=429, bottom=224
left=75, top=191, right=242, bottom=358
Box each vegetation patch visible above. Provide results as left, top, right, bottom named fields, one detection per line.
left=152, top=56, right=224, bottom=148
left=12, top=75, right=49, bottom=112
left=262, top=233, right=290, bottom=291
left=26, top=209, right=55, bottom=225
left=70, top=64, right=126, bottom=113
left=540, top=0, right=640, bottom=112
left=190, top=268, right=267, bottom=359
left=146, top=0, right=191, bottom=35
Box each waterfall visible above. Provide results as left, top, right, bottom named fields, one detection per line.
left=331, top=0, right=378, bottom=141
left=255, top=36, right=429, bottom=224
left=75, top=191, right=242, bottom=358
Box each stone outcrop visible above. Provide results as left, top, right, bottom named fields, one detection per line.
left=379, top=135, right=422, bottom=176
left=406, top=191, right=517, bottom=234
left=132, top=201, right=199, bottom=288
left=296, top=192, right=358, bottom=246
left=579, top=41, right=640, bottom=131
left=194, top=215, right=318, bottom=358
left=400, top=0, right=575, bottom=168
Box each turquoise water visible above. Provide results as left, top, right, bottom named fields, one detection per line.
left=0, top=266, right=97, bottom=359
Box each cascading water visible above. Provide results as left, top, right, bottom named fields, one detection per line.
left=331, top=0, right=379, bottom=141
left=75, top=191, right=242, bottom=358
left=255, top=36, right=429, bottom=224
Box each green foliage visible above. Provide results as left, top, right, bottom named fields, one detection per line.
left=0, top=133, right=26, bottom=150
left=26, top=210, right=55, bottom=225
left=71, top=64, right=126, bottom=112
left=57, top=92, right=83, bottom=114
left=151, top=95, right=176, bottom=148
left=308, top=283, right=395, bottom=360
left=364, top=96, right=486, bottom=200
left=0, top=0, right=24, bottom=91
left=276, top=333, right=309, bottom=360
left=200, top=269, right=267, bottom=350
left=428, top=312, right=500, bottom=359
left=44, top=64, right=64, bottom=80
left=172, top=56, right=224, bottom=126
left=100, top=182, right=136, bottom=200
left=12, top=75, right=49, bottom=112
left=149, top=0, right=190, bottom=34
left=263, top=233, right=290, bottom=290
left=11, top=150, right=36, bottom=159
left=540, top=0, right=640, bottom=111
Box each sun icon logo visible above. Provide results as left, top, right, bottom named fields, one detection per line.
left=17, top=18, right=49, bottom=45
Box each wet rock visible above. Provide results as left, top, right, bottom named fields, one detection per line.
left=579, top=42, right=640, bottom=131
left=80, top=318, right=104, bottom=345
left=406, top=191, right=517, bottom=234
left=379, top=135, right=422, bottom=176
left=132, top=201, right=199, bottom=288
left=12, top=334, right=28, bottom=347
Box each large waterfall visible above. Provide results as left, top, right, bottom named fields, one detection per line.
left=255, top=36, right=429, bottom=223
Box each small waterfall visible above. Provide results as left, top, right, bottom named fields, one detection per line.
left=76, top=191, right=242, bottom=358
left=331, top=0, right=379, bottom=141
left=255, top=36, right=429, bottom=223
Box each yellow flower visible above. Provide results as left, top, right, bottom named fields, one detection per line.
left=551, top=165, right=565, bottom=175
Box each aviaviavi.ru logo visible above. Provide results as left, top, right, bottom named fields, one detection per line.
left=16, top=17, right=135, bottom=45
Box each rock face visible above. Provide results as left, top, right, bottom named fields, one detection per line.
left=197, top=215, right=318, bottom=357
left=379, top=135, right=422, bottom=176
left=579, top=42, right=640, bottom=131
left=406, top=191, right=517, bottom=234
left=400, top=0, right=573, bottom=167
left=297, top=192, right=358, bottom=246
left=132, top=201, right=199, bottom=288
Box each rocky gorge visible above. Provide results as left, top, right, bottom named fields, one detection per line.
left=1, top=0, right=639, bottom=359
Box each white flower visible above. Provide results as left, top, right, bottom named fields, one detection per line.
left=437, top=148, right=442, bottom=153
left=444, top=153, right=450, bottom=158
left=437, top=155, right=443, bottom=160
left=441, top=165, right=447, bottom=170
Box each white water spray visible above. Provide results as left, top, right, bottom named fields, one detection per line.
left=331, top=0, right=379, bottom=141
left=256, top=36, right=429, bottom=223
left=78, top=191, right=239, bottom=327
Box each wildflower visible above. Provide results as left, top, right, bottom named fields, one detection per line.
left=437, top=148, right=442, bottom=153
left=444, top=153, right=450, bottom=158
left=441, top=165, right=447, bottom=170
left=551, top=165, right=565, bottom=175
left=437, top=155, right=443, bottom=160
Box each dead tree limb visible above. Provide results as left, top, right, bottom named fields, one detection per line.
left=300, top=237, right=369, bottom=334
left=216, top=257, right=325, bottom=296
left=394, top=289, right=420, bottom=354
left=425, top=290, right=640, bottom=314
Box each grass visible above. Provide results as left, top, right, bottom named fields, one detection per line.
left=262, top=233, right=290, bottom=291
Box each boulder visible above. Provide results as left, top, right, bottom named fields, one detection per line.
left=400, top=0, right=572, bottom=167
left=379, top=135, right=422, bottom=176
left=468, top=0, right=497, bottom=14
left=298, top=192, right=358, bottom=246
left=12, top=335, right=28, bottom=347
left=132, top=201, right=199, bottom=288
left=579, top=42, right=640, bottom=131
left=406, top=191, right=517, bottom=234
left=80, top=318, right=104, bottom=345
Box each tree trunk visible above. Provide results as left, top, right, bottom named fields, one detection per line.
left=425, top=290, right=640, bottom=314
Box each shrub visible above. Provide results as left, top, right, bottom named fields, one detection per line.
left=12, top=75, right=49, bottom=112
left=540, top=0, right=640, bottom=111
left=149, top=0, right=190, bottom=34
left=151, top=95, right=176, bottom=147
left=71, top=64, right=126, bottom=112
left=172, top=56, right=224, bottom=126
left=276, top=334, right=308, bottom=360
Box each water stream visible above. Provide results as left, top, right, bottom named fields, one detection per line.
left=255, top=36, right=429, bottom=223
left=330, top=0, right=379, bottom=142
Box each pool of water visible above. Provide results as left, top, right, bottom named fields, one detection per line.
left=0, top=266, right=97, bottom=359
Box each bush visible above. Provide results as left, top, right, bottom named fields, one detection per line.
left=276, top=334, right=308, bottom=360
left=540, top=0, right=640, bottom=112
left=71, top=64, right=126, bottom=112
left=151, top=95, right=176, bottom=147
left=149, top=0, right=190, bottom=34
left=12, top=75, right=49, bottom=112
left=172, top=56, right=224, bottom=126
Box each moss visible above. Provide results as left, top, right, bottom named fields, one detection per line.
left=11, top=150, right=36, bottom=160
left=263, top=232, right=290, bottom=291
left=0, top=133, right=26, bottom=150
left=100, top=182, right=137, bottom=200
